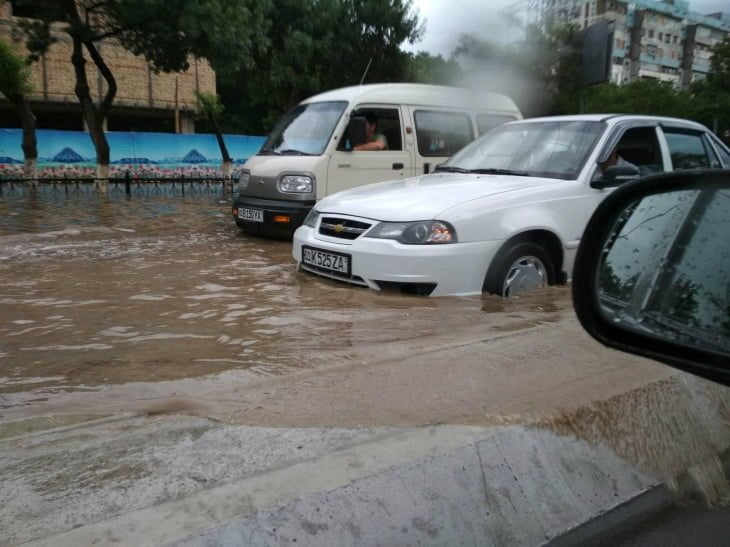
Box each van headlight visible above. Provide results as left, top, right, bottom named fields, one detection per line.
left=279, top=174, right=313, bottom=193
left=238, top=171, right=250, bottom=195
left=366, top=221, right=457, bottom=244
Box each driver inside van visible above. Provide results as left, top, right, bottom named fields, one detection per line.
left=354, top=111, right=388, bottom=151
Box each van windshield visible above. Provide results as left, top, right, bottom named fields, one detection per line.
left=259, top=101, right=347, bottom=156
left=439, top=121, right=606, bottom=180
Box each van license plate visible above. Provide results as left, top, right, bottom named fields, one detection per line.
left=238, top=208, right=264, bottom=222
left=302, top=246, right=351, bottom=276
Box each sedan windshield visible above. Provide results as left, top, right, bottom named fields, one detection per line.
left=442, top=121, right=607, bottom=180
left=259, top=101, right=347, bottom=156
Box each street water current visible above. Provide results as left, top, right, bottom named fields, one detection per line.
left=0, top=190, right=572, bottom=428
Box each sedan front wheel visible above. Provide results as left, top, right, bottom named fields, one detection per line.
left=483, top=241, right=555, bottom=297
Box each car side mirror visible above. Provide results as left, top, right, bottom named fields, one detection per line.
left=573, top=169, right=730, bottom=386
left=591, top=164, right=641, bottom=189
left=591, top=165, right=641, bottom=189
left=345, top=116, right=367, bottom=151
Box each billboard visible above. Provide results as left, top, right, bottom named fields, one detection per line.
left=577, top=20, right=615, bottom=86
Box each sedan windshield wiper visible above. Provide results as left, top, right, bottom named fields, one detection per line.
left=257, top=147, right=280, bottom=155
left=468, top=168, right=530, bottom=176
left=433, top=165, right=470, bottom=173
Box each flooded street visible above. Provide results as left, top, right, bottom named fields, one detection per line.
left=1, top=190, right=588, bottom=427
left=3, top=190, right=730, bottom=546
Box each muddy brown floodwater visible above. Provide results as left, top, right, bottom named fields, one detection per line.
left=1, top=190, right=664, bottom=431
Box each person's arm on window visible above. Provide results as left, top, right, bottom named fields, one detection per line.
left=354, top=134, right=387, bottom=151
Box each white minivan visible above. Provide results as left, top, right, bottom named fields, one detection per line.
left=232, top=83, right=522, bottom=238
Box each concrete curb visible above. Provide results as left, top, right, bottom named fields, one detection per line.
left=546, top=448, right=730, bottom=546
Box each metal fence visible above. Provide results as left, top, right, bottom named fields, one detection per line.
left=0, top=174, right=236, bottom=198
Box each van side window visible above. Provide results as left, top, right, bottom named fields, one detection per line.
left=414, top=110, right=473, bottom=157
left=477, top=114, right=517, bottom=135
left=338, top=107, right=403, bottom=151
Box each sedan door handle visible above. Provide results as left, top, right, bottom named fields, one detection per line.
left=392, top=162, right=404, bottom=170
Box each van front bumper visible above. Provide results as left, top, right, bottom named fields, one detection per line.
left=232, top=196, right=315, bottom=239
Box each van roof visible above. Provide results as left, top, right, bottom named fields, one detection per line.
left=301, top=83, right=521, bottom=114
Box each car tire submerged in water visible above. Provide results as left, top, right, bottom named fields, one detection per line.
left=483, top=241, right=555, bottom=297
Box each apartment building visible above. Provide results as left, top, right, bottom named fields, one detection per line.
left=0, top=0, right=216, bottom=132
left=540, top=0, right=729, bottom=88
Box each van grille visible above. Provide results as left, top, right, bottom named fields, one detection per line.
left=319, top=217, right=371, bottom=240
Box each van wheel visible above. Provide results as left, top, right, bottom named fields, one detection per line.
left=483, top=241, right=555, bottom=297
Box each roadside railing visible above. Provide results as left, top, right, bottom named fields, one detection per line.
left=0, top=173, right=237, bottom=198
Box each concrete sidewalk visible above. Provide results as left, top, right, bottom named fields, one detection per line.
left=2, top=372, right=728, bottom=546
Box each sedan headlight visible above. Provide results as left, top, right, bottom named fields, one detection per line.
left=278, top=174, right=314, bottom=193
left=366, top=220, right=457, bottom=244
left=238, top=171, right=250, bottom=195
left=303, top=208, right=320, bottom=228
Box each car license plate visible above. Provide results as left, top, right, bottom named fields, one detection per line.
left=302, top=246, right=351, bottom=276
left=238, top=208, right=264, bottom=222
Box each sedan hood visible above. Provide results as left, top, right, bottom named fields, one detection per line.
left=316, top=173, right=558, bottom=221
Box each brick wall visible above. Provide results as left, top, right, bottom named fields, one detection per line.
left=0, top=13, right=215, bottom=114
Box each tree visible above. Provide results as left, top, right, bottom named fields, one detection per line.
left=582, top=79, right=698, bottom=118
left=195, top=91, right=232, bottom=177
left=15, top=0, right=270, bottom=178
left=403, top=51, right=463, bottom=85
left=0, top=37, right=37, bottom=179
left=691, top=36, right=730, bottom=136
left=217, top=0, right=422, bottom=134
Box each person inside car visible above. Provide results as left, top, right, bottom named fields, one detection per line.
left=353, top=111, right=388, bottom=151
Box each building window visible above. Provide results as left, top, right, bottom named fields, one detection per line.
left=658, top=32, right=663, bottom=41
left=648, top=29, right=654, bottom=38
left=672, top=35, right=678, bottom=44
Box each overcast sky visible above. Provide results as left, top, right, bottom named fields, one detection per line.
left=408, top=0, right=730, bottom=56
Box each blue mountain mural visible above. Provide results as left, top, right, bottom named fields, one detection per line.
left=182, top=149, right=207, bottom=163
left=53, top=147, right=84, bottom=163
left=0, top=156, right=22, bottom=164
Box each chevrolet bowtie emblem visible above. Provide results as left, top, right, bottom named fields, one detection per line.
left=334, top=224, right=344, bottom=233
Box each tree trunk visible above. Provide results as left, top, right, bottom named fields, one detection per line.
left=70, top=35, right=111, bottom=181
left=208, top=112, right=232, bottom=177
left=10, top=94, right=37, bottom=181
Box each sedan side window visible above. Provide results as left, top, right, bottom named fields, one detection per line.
left=592, top=126, right=663, bottom=182
left=664, top=130, right=718, bottom=170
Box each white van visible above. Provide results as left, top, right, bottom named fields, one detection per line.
left=232, top=83, right=522, bottom=238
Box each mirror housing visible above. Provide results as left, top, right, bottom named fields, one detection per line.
left=345, top=116, right=367, bottom=151
left=573, top=169, right=730, bottom=386
left=591, top=164, right=641, bottom=189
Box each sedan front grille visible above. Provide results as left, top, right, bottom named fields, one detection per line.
left=319, top=217, right=371, bottom=240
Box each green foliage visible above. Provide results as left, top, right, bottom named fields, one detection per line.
left=195, top=91, right=224, bottom=117
left=582, top=80, right=695, bottom=116
left=690, top=37, right=730, bottom=135
left=15, top=0, right=270, bottom=75
left=0, top=37, right=32, bottom=99
left=403, top=51, right=462, bottom=85
left=217, top=0, right=422, bottom=134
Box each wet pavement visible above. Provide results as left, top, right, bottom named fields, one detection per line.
left=1, top=189, right=579, bottom=427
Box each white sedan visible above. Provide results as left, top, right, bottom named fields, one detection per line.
left=293, top=115, right=730, bottom=297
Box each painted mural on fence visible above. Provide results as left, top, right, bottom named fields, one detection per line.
left=0, top=129, right=265, bottom=177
